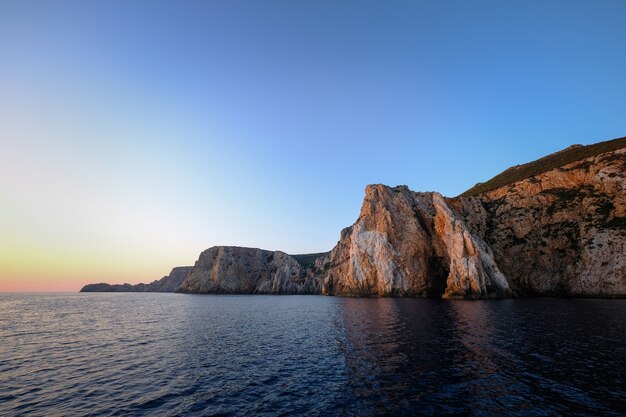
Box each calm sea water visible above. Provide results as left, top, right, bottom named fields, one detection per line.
left=0, top=293, right=624, bottom=416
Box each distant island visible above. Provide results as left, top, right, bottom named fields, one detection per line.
left=82, top=135, right=626, bottom=298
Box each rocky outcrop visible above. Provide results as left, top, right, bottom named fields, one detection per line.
left=450, top=146, right=626, bottom=297
left=80, top=266, right=192, bottom=292
left=319, top=137, right=626, bottom=298
left=80, top=136, right=626, bottom=299
left=176, top=246, right=323, bottom=294
left=320, top=185, right=511, bottom=298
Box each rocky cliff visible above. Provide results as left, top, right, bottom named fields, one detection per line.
left=320, top=185, right=511, bottom=298
left=450, top=144, right=626, bottom=297
left=321, top=136, right=626, bottom=298
left=176, top=246, right=323, bottom=294
left=82, top=136, right=626, bottom=299
left=80, top=266, right=192, bottom=292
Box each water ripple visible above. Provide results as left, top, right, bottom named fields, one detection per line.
left=0, top=294, right=624, bottom=416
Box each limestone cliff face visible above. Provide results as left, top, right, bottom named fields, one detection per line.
left=320, top=140, right=626, bottom=298
left=177, top=246, right=322, bottom=294
left=320, top=185, right=511, bottom=298
left=450, top=147, right=626, bottom=297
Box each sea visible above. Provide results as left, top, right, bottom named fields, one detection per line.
left=0, top=293, right=624, bottom=416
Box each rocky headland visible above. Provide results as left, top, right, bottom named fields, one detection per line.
left=80, top=266, right=192, bottom=292
left=82, top=136, right=626, bottom=298
left=176, top=247, right=323, bottom=294
left=319, top=186, right=511, bottom=298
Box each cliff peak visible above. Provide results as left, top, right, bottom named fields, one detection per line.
left=177, top=246, right=324, bottom=294
left=323, top=185, right=510, bottom=298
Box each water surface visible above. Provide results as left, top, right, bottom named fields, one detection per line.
left=0, top=293, right=624, bottom=416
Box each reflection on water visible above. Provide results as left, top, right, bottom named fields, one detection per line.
left=338, top=298, right=626, bottom=416
left=0, top=293, right=624, bottom=416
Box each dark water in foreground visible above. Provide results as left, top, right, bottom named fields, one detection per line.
left=0, top=294, right=624, bottom=416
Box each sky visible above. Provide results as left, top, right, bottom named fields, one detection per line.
left=1, top=0, right=625, bottom=291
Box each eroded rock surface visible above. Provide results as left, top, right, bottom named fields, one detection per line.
left=177, top=246, right=322, bottom=294
left=320, top=185, right=510, bottom=298
left=450, top=147, right=626, bottom=297
left=320, top=140, right=626, bottom=298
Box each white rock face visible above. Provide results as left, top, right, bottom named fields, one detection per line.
left=321, top=185, right=510, bottom=298
left=432, top=194, right=510, bottom=298
left=177, top=246, right=322, bottom=294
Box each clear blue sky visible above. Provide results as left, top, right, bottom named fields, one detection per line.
left=1, top=0, right=625, bottom=290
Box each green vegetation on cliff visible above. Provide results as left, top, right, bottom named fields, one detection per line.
left=290, top=253, right=327, bottom=269
left=461, top=136, right=626, bottom=197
